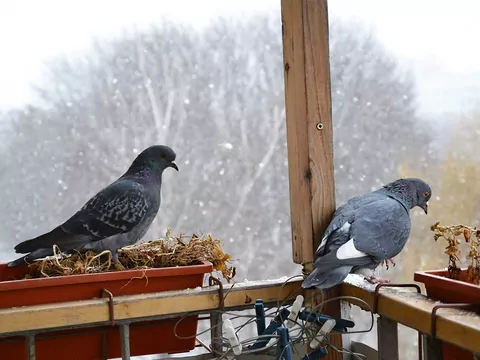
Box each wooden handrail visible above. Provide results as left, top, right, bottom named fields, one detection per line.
left=1, top=274, right=479, bottom=357
left=0, top=278, right=302, bottom=335
left=341, top=274, right=480, bottom=355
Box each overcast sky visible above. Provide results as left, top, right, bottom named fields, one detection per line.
left=1, top=0, right=480, bottom=115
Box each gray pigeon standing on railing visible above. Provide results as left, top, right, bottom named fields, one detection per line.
left=302, top=178, right=432, bottom=290
left=8, top=145, right=179, bottom=270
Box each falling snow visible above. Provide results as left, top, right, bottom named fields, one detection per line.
left=0, top=7, right=477, bottom=360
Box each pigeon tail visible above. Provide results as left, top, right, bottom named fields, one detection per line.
left=14, top=226, right=88, bottom=254
left=301, top=265, right=353, bottom=290
left=7, top=248, right=56, bottom=267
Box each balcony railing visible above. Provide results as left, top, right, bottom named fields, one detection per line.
left=1, top=275, right=479, bottom=360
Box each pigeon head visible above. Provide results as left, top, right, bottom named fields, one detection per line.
left=127, top=145, right=179, bottom=176
left=383, top=178, right=432, bottom=214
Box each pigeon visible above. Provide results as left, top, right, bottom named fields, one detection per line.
left=8, top=145, right=178, bottom=269
left=302, top=178, right=431, bottom=290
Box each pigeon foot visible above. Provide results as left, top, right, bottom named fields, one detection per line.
left=381, top=258, right=396, bottom=271
left=114, top=263, right=125, bottom=271
left=111, top=251, right=125, bottom=271
left=365, top=276, right=391, bottom=285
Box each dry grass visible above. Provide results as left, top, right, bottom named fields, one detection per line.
left=26, top=229, right=235, bottom=282
left=431, top=222, right=480, bottom=284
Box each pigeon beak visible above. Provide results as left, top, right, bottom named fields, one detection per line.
left=421, top=202, right=428, bottom=215
left=169, top=162, right=179, bottom=171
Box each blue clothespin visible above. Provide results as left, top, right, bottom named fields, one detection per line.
left=298, top=310, right=355, bottom=332
left=302, top=346, right=328, bottom=360
left=250, top=307, right=290, bottom=350
left=255, top=299, right=266, bottom=335
left=276, top=326, right=292, bottom=360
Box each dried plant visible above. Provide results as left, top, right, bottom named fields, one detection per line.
left=431, top=222, right=480, bottom=284
left=25, top=229, right=235, bottom=282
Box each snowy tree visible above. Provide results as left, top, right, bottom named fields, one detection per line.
left=0, top=16, right=432, bottom=281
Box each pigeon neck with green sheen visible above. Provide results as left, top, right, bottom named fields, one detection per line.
left=127, top=160, right=165, bottom=183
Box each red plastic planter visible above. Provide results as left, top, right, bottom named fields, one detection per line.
left=414, top=269, right=480, bottom=304
left=414, top=269, right=480, bottom=360
left=0, top=261, right=213, bottom=360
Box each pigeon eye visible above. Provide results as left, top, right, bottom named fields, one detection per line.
left=424, top=191, right=429, bottom=198
left=160, top=153, right=166, bottom=158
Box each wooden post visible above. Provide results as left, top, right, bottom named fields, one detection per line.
left=281, top=0, right=335, bottom=265
left=281, top=0, right=340, bottom=359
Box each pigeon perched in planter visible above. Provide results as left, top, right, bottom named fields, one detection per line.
left=8, top=145, right=178, bottom=270
left=302, top=178, right=431, bottom=290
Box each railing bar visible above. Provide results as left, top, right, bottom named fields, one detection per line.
left=377, top=316, right=399, bottom=360
left=119, top=323, right=131, bottom=360
left=26, top=334, right=35, bottom=360
left=0, top=301, right=294, bottom=339
left=209, top=312, right=222, bottom=355
left=423, top=335, right=444, bottom=360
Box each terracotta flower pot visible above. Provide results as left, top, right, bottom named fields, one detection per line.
left=0, top=260, right=213, bottom=360
left=414, top=269, right=480, bottom=360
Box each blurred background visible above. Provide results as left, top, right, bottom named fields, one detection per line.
left=1, top=0, right=479, bottom=358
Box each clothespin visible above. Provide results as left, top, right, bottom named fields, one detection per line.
left=298, top=310, right=355, bottom=332
left=254, top=299, right=266, bottom=335
left=250, top=307, right=290, bottom=350
left=276, top=326, right=292, bottom=360
left=223, top=319, right=242, bottom=355
left=286, top=295, right=304, bottom=328
left=310, top=319, right=336, bottom=349
left=301, top=346, right=328, bottom=360
left=300, top=319, right=336, bottom=360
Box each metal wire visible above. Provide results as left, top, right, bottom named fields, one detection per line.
left=171, top=276, right=375, bottom=359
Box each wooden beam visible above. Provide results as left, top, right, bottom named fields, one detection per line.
left=0, top=278, right=302, bottom=335
left=341, top=276, right=480, bottom=354
left=281, top=1, right=339, bottom=358
left=281, top=0, right=335, bottom=265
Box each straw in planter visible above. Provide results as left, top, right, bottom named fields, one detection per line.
left=25, top=230, right=235, bottom=282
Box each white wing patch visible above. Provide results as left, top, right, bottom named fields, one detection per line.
left=336, top=238, right=368, bottom=260
left=316, top=221, right=352, bottom=252
left=317, top=235, right=328, bottom=252
left=339, top=222, right=351, bottom=233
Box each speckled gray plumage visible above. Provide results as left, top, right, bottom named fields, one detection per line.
left=302, top=178, right=431, bottom=290
left=8, top=145, right=178, bottom=267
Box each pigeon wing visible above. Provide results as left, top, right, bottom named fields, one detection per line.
left=61, top=179, right=149, bottom=239
left=351, top=197, right=411, bottom=261
left=315, top=192, right=385, bottom=257
left=315, top=202, right=355, bottom=257
left=13, top=179, right=150, bottom=254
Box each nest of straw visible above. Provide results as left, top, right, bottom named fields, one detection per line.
left=25, top=230, right=235, bottom=282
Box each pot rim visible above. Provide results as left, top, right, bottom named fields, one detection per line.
left=0, top=260, right=213, bottom=292
left=414, top=269, right=480, bottom=289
